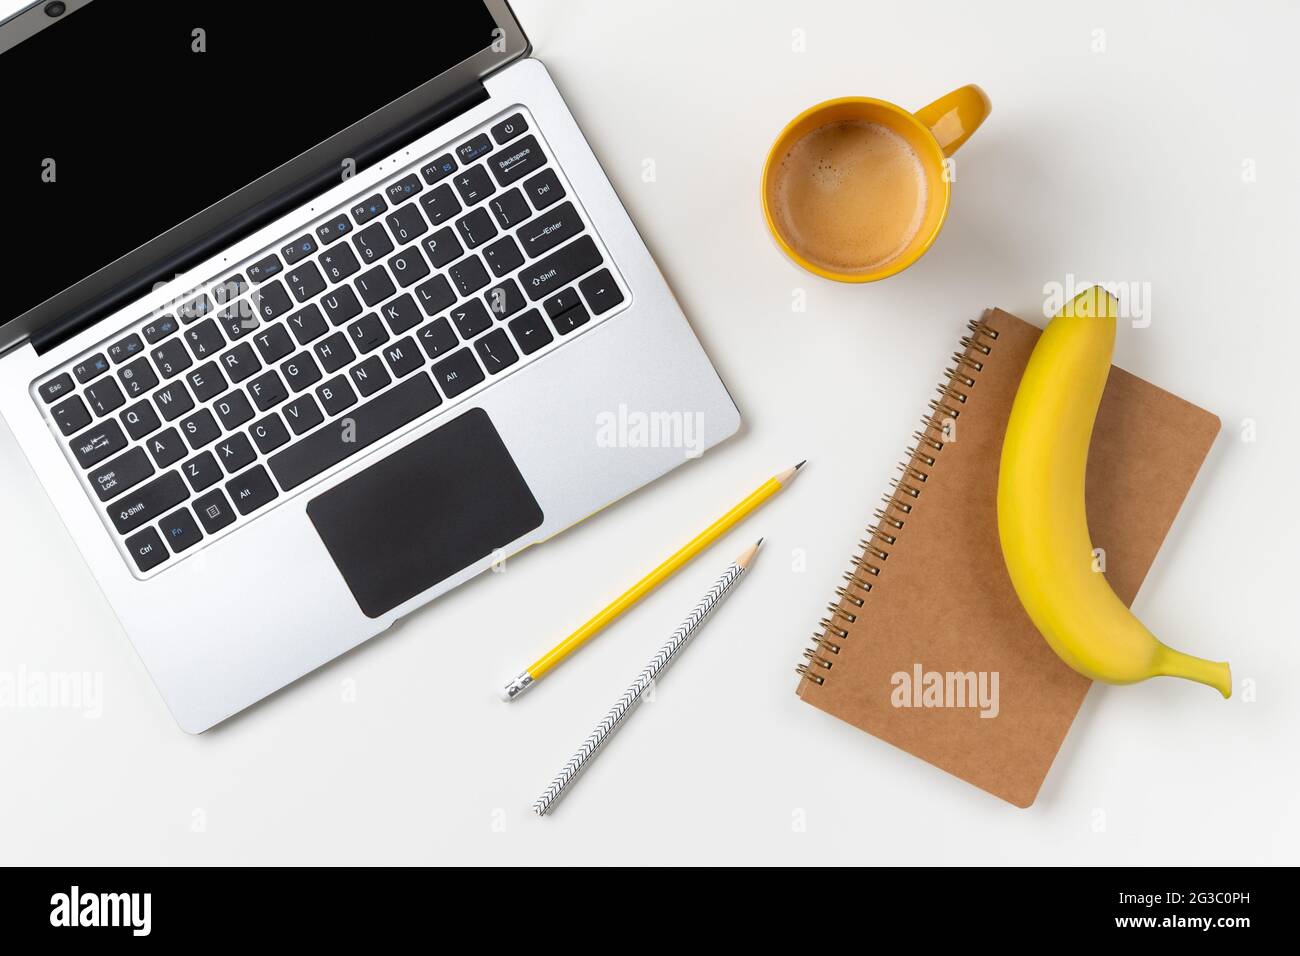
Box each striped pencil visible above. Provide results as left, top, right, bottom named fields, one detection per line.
left=532, top=539, right=763, bottom=816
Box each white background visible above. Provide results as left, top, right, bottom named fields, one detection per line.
left=1, top=0, right=1296, bottom=865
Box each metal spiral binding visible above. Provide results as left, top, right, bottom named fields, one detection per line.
left=796, top=317, right=1000, bottom=687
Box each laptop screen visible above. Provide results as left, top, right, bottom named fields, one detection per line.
left=0, top=0, right=515, bottom=351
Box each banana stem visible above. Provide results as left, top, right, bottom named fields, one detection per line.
left=1154, top=645, right=1233, bottom=698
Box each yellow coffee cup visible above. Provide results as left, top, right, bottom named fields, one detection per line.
left=761, top=85, right=991, bottom=283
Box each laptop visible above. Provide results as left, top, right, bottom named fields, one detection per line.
left=0, top=0, right=739, bottom=732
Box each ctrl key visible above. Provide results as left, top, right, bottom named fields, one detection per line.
left=125, top=527, right=169, bottom=573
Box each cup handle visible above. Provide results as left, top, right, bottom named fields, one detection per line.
left=913, top=84, right=991, bottom=156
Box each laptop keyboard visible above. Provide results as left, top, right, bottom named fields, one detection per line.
left=32, top=109, right=629, bottom=577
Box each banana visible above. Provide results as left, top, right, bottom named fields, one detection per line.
left=997, top=287, right=1231, bottom=697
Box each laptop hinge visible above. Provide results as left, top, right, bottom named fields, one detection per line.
left=32, top=81, right=489, bottom=356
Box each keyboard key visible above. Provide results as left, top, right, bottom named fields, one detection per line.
left=145, top=427, right=186, bottom=467
left=268, top=373, right=442, bottom=490
left=383, top=336, right=423, bottom=378
left=282, top=352, right=322, bottom=392
left=193, top=489, right=237, bottom=535
left=489, top=188, right=531, bottom=229
left=449, top=299, right=493, bottom=340
left=226, top=465, right=279, bottom=515
left=543, top=287, right=581, bottom=319
left=388, top=247, right=430, bottom=288
left=246, top=254, right=282, bottom=283
left=485, top=278, right=526, bottom=320
left=380, top=294, right=422, bottom=335
left=386, top=203, right=428, bottom=244
left=212, top=274, right=248, bottom=306
left=431, top=349, right=485, bottom=398
left=39, top=372, right=75, bottom=404
left=153, top=380, right=195, bottom=421
left=254, top=324, right=294, bottom=364
left=419, top=184, right=461, bottom=226
left=487, top=135, right=546, bottom=186
left=184, top=318, right=225, bottom=360
left=318, top=244, right=360, bottom=283
left=415, top=274, right=456, bottom=316
left=70, top=419, right=127, bottom=467
left=73, top=353, right=110, bottom=384
left=141, top=314, right=179, bottom=344
left=120, top=399, right=161, bottom=440
left=417, top=317, right=458, bottom=360
left=125, top=527, right=168, bottom=572
left=117, top=357, right=158, bottom=399
left=348, top=355, right=391, bottom=397
left=216, top=433, right=257, bottom=472
left=449, top=255, right=490, bottom=297
left=282, top=394, right=324, bottom=435
left=85, top=377, right=126, bottom=417
left=385, top=174, right=423, bottom=205
left=250, top=413, right=290, bottom=454
left=186, top=362, right=227, bottom=403
left=321, top=286, right=362, bottom=326
left=313, top=331, right=355, bottom=373
left=158, top=507, right=203, bottom=554
left=194, top=489, right=237, bottom=534
left=523, top=168, right=565, bottom=209
left=518, top=202, right=584, bottom=259
left=252, top=280, right=292, bottom=321
left=52, top=396, right=91, bottom=436
left=520, top=236, right=603, bottom=301
left=179, top=293, right=214, bottom=324
left=347, top=313, right=389, bottom=353
left=474, top=328, right=519, bottom=375
left=281, top=234, right=318, bottom=266
left=108, top=471, right=188, bottom=534
left=108, top=333, right=144, bottom=365
left=214, top=390, right=255, bottom=430
left=315, top=215, right=352, bottom=245
left=508, top=308, right=553, bottom=355
left=350, top=194, right=387, bottom=225
left=355, top=266, right=396, bottom=307
left=220, top=341, right=262, bottom=383
left=180, top=408, right=221, bottom=449
left=285, top=262, right=326, bottom=303
left=579, top=268, right=625, bottom=315
left=456, top=206, right=498, bottom=248
left=287, top=304, right=329, bottom=345
left=421, top=226, right=463, bottom=269
left=182, top=451, right=223, bottom=491
left=490, top=113, right=529, bottom=145
left=248, top=369, right=288, bottom=411
left=420, top=153, right=457, bottom=185
left=482, top=235, right=524, bottom=277
left=217, top=299, right=259, bottom=340
left=89, top=447, right=154, bottom=502
left=551, top=300, right=591, bottom=335
left=457, top=133, right=493, bottom=164
left=316, top=376, right=357, bottom=416
left=453, top=165, right=495, bottom=206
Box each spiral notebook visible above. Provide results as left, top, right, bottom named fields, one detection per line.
left=795, top=308, right=1220, bottom=807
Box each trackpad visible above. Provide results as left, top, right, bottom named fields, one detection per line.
left=307, top=407, right=543, bottom=618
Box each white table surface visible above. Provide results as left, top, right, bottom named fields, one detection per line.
left=1, top=0, right=1296, bottom=865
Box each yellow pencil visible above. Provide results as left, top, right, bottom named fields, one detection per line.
left=500, top=461, right=805, bottom=700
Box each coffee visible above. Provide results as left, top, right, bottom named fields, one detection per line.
left=768, top=120, right=927, bottom=274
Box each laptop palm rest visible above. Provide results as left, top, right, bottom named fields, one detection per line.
left=306, top=407, right=543, bottom=618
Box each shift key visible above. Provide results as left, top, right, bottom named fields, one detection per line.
left=518, top=236, right=602, bottom=301
left=108, top=471, right=188, bottom=534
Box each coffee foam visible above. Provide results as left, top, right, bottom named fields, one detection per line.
left=771, top=121, right=928, bottom=274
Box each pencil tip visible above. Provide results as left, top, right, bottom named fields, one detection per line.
left=756, top=537, right=764, bottom=547
left=795, top=459, right=807, bottom=470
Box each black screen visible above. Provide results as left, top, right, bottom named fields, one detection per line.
left=2, top=0, right=500, bottom=336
